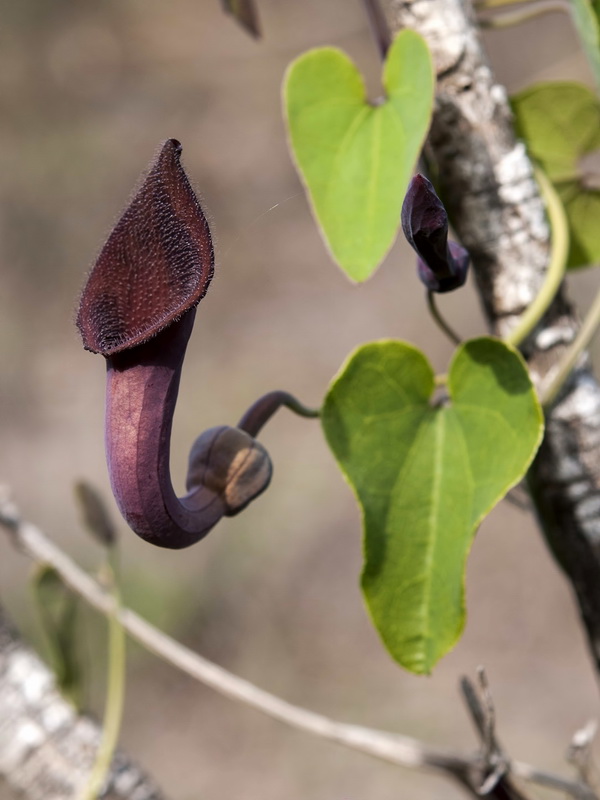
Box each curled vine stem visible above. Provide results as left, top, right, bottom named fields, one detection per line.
left=475, top=0, right=542, bottom=8
left=504, top=167, right=569, bottom=350
left=478, top=0, right=570, bottom=27
left=238, top=390, right=320, bottom=437
left=541, top=287, right=600, bottom=407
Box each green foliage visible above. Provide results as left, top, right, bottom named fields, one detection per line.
left=32, top=565, right=84, bottom=708
left=512, top=81, right=600, bottom=269
left=283, top=30, right=434, bottom=282
left=568, top=0, right=600, bottom=91
left=322, top=338, right=543, bottom=674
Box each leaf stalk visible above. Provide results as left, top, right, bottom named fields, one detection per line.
left=237, top=391, right=320, bottom=437
left=426, top=290, right=462, bottom=346
left=80, top=552, right=126, bottom=800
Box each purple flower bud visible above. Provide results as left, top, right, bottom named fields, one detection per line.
left=401, top=174, right=470, bottom=293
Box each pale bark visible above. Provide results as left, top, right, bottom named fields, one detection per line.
left=378, top=0, right=600, bottom=670
left=0, top=609, right=166, bottom=800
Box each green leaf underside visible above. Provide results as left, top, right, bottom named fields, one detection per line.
left=568, top=0, right=600, bottom=91
left=322, top=338, right=543, bottom=674
left=284, top=30, right=434, bottom=282
left=511, top=82, right=600, bottom=269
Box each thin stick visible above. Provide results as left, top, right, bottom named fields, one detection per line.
left=0, top=493, right=596, bottom=800
left=362, top=0, right=392, bottom=57
left=427, top=291, right=462, bottom=346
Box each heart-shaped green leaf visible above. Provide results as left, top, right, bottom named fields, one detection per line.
left=322, top=338, right=543, bottom=674
left=283, top=30, right=434, bottom=282
left=511, top=82, right=600, bottom=269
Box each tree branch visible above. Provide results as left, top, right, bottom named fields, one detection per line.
left=0, top=607, right=166, bottom=800
left=0, top=490, right=595, bottom=800
left=377, top=0, right=600, bottom=674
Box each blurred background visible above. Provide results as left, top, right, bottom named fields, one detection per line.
left=1, top=1, right=599, bottom=798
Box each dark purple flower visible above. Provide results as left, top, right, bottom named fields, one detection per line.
left=401, top=174, right=470, bottom=293
left=77, top=140, right=272, bottom=549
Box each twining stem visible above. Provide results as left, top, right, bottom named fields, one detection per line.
left=505, top=167, right=569, bottom=349
left=80, top=551, right=126, bottom=800
left=542, top=288, right=600, bottom=407
left=551, top=172, right=583, bottom=185
left=237, top=390, right=320, bottom=437
left=362, top=0, right=391, bottom=57
left=426, top=291, right=462, bottom=346
left=478, top=0, right=569, bottom=27
left=475, top=0, right=541, bottom=9
left=0, top=496, right=595, bottom=800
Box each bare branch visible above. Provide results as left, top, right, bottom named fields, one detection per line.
left=0, top=490, right=595, bottom=800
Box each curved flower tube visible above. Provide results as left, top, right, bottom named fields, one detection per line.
left=77, top=139, right=272, bottom=549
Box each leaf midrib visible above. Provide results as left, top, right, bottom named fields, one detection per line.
left=420, top=411, right=445, bottom=667
left=324, top=105, right=371, bottom=206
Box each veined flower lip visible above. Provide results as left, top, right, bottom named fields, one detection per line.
left=77, top=138, right=214, bottom=356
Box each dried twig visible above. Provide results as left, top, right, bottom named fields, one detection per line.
left=0, top=490, right=595, bottom=800
left=461, top=669, right=533, bottom=800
